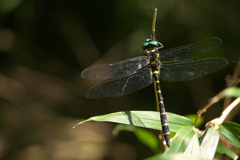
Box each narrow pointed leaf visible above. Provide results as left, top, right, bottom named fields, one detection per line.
left=74, top=111, right=194, bottom=132
left=199, top=126, right=220, bottom=159
left=219, top=122, right=240, bottom=148
left=222, top=121, right=240, bottom=138
left=163, top=126, right=196, bottom=155
left=216, top=143, right=238, bottom=159
left=184, top=134, right=200, bottom=156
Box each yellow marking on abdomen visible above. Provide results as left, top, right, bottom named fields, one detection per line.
left=159, top=101, right=163, bottom=104
left=152, top=71, right=159, bottom=75
left=160, top=112, right=166, bottom=115
left=163, top=132, right=170, bottom=135
left=162, top=123, right=168, bottom=126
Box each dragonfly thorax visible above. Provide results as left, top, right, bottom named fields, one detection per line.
left=142, top=39, right=163, bottom=50
left=144, top=48, right=160, bottom=68
left=143, top=39, right=162, bottom=68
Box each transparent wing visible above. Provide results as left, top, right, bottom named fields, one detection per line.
left=159, top=37, right=222, bottom=62
left=160, top=58, right=228, bottom=82
left=81, top=56, right=149, bottom=80
left=85, top=67, right=153, bottom=98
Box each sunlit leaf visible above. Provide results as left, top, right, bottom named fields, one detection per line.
left=199, top=126, right=220, bottom=159
left=224, top=87, right=240, bottom=97
left=219, top=122, right=240, bottom=148
left=163, top=126, right=196, bottom=155
left=184, top=134, right=200, bottom=156
left=74, top=111, right=194, bottom=132
left=113, top=124, right=160, bottom=153
left=216, top=143, right=238, bottom=159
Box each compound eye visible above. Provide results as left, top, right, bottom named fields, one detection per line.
left=142, top=42, right=150, bottom=49
left=149, top=41, right=158, bottom=47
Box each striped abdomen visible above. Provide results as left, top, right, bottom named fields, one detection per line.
left=151, top=66, right=171, bottom=148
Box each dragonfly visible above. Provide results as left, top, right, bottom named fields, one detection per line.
left=81, top=9, right=228, bottom=148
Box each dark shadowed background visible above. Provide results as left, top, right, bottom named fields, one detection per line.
left=0, top=0, right=239, bottom=159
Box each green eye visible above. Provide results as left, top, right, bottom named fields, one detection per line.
left=150, top=41, right=158, bottom=46
left=142, top=42, right=150, bottom=49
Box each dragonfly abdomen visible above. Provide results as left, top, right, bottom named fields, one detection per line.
left=151, top=66, right=171, bottom=148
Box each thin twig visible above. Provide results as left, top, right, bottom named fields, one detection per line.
left=224, top=58, right=240, bottom=108
left=230, top=78, right=240, bottom=87
left=206, top=97, right=240, bottom=128
left=194, top=91, right=224, bottom=126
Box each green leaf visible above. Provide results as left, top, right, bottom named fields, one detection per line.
left=184, top=134, right=200, bottom=156
left=222, top=121, right=240, bottom=138
left=113, top=124, right=160, bottom=154
left=199, top=126, right=220, bottom=159
left=185, top=114, right=204, bottom=128
left=224, top=87, right=240, bottom=97
left=219, top=122, right=240, bottom=148
left=146, top=153, right=209, bottom=160
left=216, top=143, right=238, bottom=159
left=74, top=111, right=194, bottom=132
left=163, top=126, right=196, bottom=155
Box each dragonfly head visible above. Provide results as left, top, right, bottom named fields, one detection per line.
left=142, top=39, right=163, bottom=50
